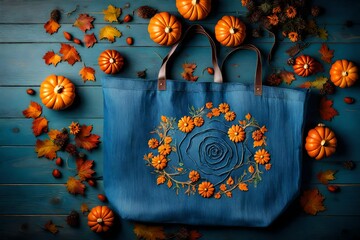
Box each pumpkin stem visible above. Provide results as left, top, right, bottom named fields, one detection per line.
left=97, top=218, right=104, bottom=225
left=342, top=71, right=348, bottom=76
left=229, top=27, right=237, bottom=34
left=303, top=63, right=309, bottom=69
left=320, top=140, right=327, bottom=146
left=54, top=85, right=64, bottom=93
left=109, top=58, right=115, bottom=64
left=191, top=0, right=199, bottom=5
left=165, top=26, right=172, bottom=33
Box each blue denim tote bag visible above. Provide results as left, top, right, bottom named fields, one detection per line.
left=102, top=25, right=309, bottom=227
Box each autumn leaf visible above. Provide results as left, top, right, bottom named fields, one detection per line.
left=44, top=19, right=60, bottom=34
left=44, top=220, right=59, bottom=234
left=300, top=188, right=326, bottom=215
left=32, top=117, right=48, bottom=136
left=133, top=224, right=166, bottom=240
left=74, top=125, right=100, bottom=150
left=66, top=176, right=85, bottom=195
left=84, top=33, right=97, bottom=48
left=103, top=5, right=122, bottom=22
left=279, top=70, right=296, bottom=85
left=22, top=101, right=42, bottom=119
left=59, top=43, right=81, bottom=65
left=189, top=230, right=202, bottom=240
left=99, top=25, right=122, bottom=43
left=43, top=51, right=62, bottom=66
left=35, top=139, right=60, bottom=160
left=80, top=203, right=89, bottom=214
left=73, top=14, right=95, bottom=32
left=319, top=97, right=339, bottom=121
left=318, top=28, right=328, bottom=40
left=319, top=43, right=334, bottom=64
left=79, top=66, right=95, bottom=82
left=48, top=129, right=62, bottom=141
left=76, top=158, right=95, bottom=181
left=317, top=170, right=336, bottom=185
left=181, top=63, right=199, bottom=82
left=299, top=76, right=328, bottom=90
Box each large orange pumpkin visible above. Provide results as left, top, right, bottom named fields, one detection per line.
left=215, top=16, right=246, bottom=47
left=88, top=206, right=115, bottom=233
left=293, top=55, right=317, bottom=77
left=148, top=12, right=182, bottom=46
left=330, top=59, right=358, bottom=88
left=40, top=75, right=75, bottom=110
left=176, top=0, right=211, bottom=21
left=98, top=50, right=124, bottom=74
left=305, top=124, right=337, bottom=160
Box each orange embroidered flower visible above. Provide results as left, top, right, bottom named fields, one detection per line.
left=189, top=170, right=200, bottom=182
left=226, top=176, right=234, bottom=185
left=245, top=113, right=252, bottom=120
left=161, top=115, right=167, bottom=122
left=69, top=122, right=80, bottom=135
left=144, top=152, right=154, bottom=160
left=239, top=182, right=249, bottom=191
left=254, top=149, right=271, bottom=165
left=239, top=120, right=246, bottom=126
left=267, top=14, right=279, bottom=26
left=226, top=191, right=232, bottom=198
left=272, top=6, right=281, bottom=13
left=220, top=184, right=227, bottom=191
left=158, top=144, right=171, bottom=156
left=248, top=165, right=255, bottom=174
left=260, top=125, right=268, bottom=133
left=214, top=192, right=221, bottom=199
left=218, top=103, right=230, bottom=113
left=198, top=181, right=214, bottom=198
left=224, top=111, right=236, bottom=121
left=193, top=117, right=204, bottom=127
left=228, top=125, right=245, bottom=143
left=288, top=32, right=299, bottom=42
left=252, top=130, right=263, bottom=141
left=286, top=6, right=297, bottom=18
left=206, top=112, right=213, bottom=119
left=178, top=116, right=195, bottom=133
left=148, top=138, right=159, bottom=149
left=157, top=175, right=166, bottom=185
left=152, top=155, right=167, bottom=170
left=211, top=108, right=221, bottom=117
left=241, top=0, right=250, bottom=6
left=265, top=163, right=272, bottom=171
left=164, top=136, right=172, bottom=144
left=205, top=102, right=213, bottom=109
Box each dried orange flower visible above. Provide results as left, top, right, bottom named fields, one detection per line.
left=198, top=181, right=214, bottom=198
left=148, top=138, right=159, bottom=149
left=189, top=170, right=200, bottom=182
left=158, top=144, right=171, bottom=156
left=252, top=130, right=263, bottom=141
left=228, top=125, right=245, bottom=142
left=218, top=103, right=230, bottom=113
left=225, top=111, right=236, bottom=121
left=288, top=32, right=299, bottom=42
left=157, top=175, right=166, bottom=185
left=164, top=136, right=172, bottom=144
left=178, top=116, right=194, bottom=133
left=152, top=155, right=167, bottom=170
left=193, top=117, right=204, bottom=127
left=267, top=14, right=279, bottom=25
left=211, top=108, right=221, bottom=117
left=239, top=182, right=248, bottom=191
left=205, top=102, right=213, bottom=109
left=272, top=6, right=281, bottom=13
left=286, top=6, right=297, bottom=18
left=248, top=165, right=255, bottom=174
left=226, top=176, right=234, bottom=185
left=254, top=149, right=270, bottom=165
left=69, top=122, right=80, bottom=135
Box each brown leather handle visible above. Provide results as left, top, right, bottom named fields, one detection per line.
left=158, top=24, right=222, bottom=90
left=221, top=44, right=263, bottom=95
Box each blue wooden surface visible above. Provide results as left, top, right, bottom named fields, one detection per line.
left=0, top=0, right=359, bottom=239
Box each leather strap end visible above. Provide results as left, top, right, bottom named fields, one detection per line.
left=255, top=85, right=262, bottom=96
left=158, top=78, right=166, bottom=90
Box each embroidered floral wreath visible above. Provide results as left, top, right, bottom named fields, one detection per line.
left=144, top=102, right=271, bottom=199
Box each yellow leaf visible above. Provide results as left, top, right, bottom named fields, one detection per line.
left=48, top=129, right=61, bottom=141
left=79, top=66, right=96, bottom=82
left=103, top=4, right=121, bottom=22
left=300, top=188, right=326, bottom=215
left=133, top=224, right=166, bottom=240
left=35, top=139, right=60, bottom=160
left=99, top=25, right=122, bottom=43
left=318, top=28, right=328, bottom=40
left=311, top=76, right=328, bottom=90
left=317, top=170, right=336, bottom=185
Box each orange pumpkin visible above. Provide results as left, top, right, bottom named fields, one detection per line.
left=305, top=124, right=337, bottom=160
left=88, top=206, right=115, bottom=233
left=330, top=59, right=358, bottom=88
left=176, top=0, right=211, bottom=21
left=39, top=75, right=75, bottom=110
left=148, top=12, right=182, bottom=46
left=98, top=50, right=124, bottom=74
left=215, top=16, right=246, bottom=47
left=293, top=55, right=317, bottom=77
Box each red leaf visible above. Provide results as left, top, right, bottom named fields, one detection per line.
left=32, top=117, right=48, bottom=136
left=300, top=188, right=326, bottom=215
left=84, top=33, right=97, bottom=48
left=74, top=125, right=100, bottom=150
left=319, top=43, right=334, bottom=64
left=59, top=43, right=81, bottom=65
left=66, top=176, right=85, bottom=195
left=22, top=101, right=42, bottom=119
left=73, top=14, right=95, bottom=32
left=43, top=51, right=62, bottom=66
left=319, top=97, right=339, bottom=121
left=181, top=63, right=199, bottom=82
left=76, top=158, right=95, bottom=181
left=44, top=19, right=60, bottom=34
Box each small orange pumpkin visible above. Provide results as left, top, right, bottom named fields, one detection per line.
left=148, top=12, right=182, bottom=46
left=88, top=206, right=115, bottom=233
left=98, top=50, right=124, bottom=74
left=305, top=123, right=337, bottom=160
left=176, top=0, right=211, bottom=21
left=40, top=75, right=75, bottom=110
left=215, top=16, right=246, bottom=47
left=330, top=59, right=358, bottom=88
left=293, top=55, right=317, bottom=77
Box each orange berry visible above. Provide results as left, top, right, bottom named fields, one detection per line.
left=126, top=37, right=134, bottom=45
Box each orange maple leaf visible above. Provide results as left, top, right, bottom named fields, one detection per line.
left=43, top=51, right=62, bottom=66
left=133, top=224, right=166, bottom=240
left=32, top=117, right=48, bottom=136
left=73, top=14, right=95, bottom=32
left=74, top=125, right=100, bottom=150
left=84, top=33, right=97, bottom=48
left=279, top=70, right=296, bottom=85
left=317, top=170, right=336, bottom=185
left=319, top=43, right=334, bottom=64
left=181, top=63, right=199, bottom=82
left=300, top=188, right=326, bottom=215
left=79, top=66, right=96, bottom=82
left=44, top=19, right=60, bottom=34
left=319, top=97, right=339, bottom=121
left=44, top=220, right=59, bottom=234
left=35, top=139, right=60, bottom=160
left=48, top=129, right=62, bottom=141
left=59, top=43, right=81, bottom=65
left=66, top=176, right=85, bottom=195
left=76, top=158, right=95, bottom=181
left=22, top=101, right=42, bottom=119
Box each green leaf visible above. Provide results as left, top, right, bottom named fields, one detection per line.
left=318, top=28, right=328, bottom=40
left=311, top=76, right=328, bottom=89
